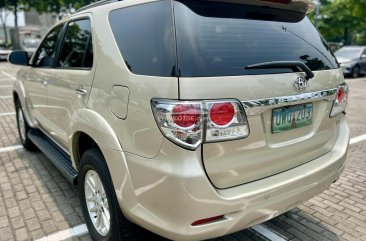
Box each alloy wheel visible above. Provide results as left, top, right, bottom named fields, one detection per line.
left=84, top=170, right=111, bottom=236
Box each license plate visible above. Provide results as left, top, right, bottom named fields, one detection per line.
left=272, top=104, right=313, bottom=133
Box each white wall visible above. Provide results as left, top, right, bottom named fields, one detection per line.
left=2, top=10, right=25, bottom=27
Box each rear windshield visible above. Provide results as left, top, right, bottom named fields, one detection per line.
left=174, top=0, right=339, bottom=77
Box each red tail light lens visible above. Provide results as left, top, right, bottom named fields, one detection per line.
left=337, top=87, right=344, bottom=104
left=172, top=104, right=200, bottom=128
left=209, top=103, right=235, bottom=126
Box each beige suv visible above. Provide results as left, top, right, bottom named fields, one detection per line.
left=9, top=0, right=349, bottom=240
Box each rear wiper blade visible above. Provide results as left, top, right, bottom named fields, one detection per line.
left=245, top=61, right=314, bottom=80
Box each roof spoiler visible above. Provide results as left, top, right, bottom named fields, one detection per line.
left=77, top=0, right=315, bottom=14
left=200, top=0, right=316, bottom=14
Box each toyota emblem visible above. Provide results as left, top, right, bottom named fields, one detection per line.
left=293, top=76, right=308, bottom=91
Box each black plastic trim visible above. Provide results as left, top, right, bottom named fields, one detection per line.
left=28, top=130, right=77, bottom=185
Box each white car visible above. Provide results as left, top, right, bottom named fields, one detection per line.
left=0, top=47, right=12, bottom=61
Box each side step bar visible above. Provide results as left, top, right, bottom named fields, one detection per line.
left=28, top=130, right=77, bottom=185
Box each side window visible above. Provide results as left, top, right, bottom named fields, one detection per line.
left=33, top=24, right=63, bottom=67
left=58, top=19, right=93, bottom=69
left=109, top=1, right=176, bottom=77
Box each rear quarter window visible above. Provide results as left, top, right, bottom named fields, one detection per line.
left=109, top=1, right=176, bottom=77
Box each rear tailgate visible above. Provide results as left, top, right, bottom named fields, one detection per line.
left=174, top=0, right=342, bottom=188
left=180, top=70, right=343, bottom=188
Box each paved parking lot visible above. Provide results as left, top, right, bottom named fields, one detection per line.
left=0, top=61, right=365, bottom=241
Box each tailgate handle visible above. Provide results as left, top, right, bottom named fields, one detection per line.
left=245, top=61, right=315, bottom=80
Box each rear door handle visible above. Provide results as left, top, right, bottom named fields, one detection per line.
left=75, top=87, right=87, bottom=96
left=41, top=80, right=47, bottom=87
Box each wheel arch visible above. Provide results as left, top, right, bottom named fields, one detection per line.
left=69, top=109, right=139, bottom=218
left=69, top=108, right=123, bottom=170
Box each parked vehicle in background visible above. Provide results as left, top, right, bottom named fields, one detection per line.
left=335, top=46, right=366, bottom=78
left=328, top=42, right=343, bottom=52
left=0, top=41, right=12, bottom=61
left=9, top=0, right=349, bottom=240
left=22, top=38, right=41, bottom=57
left=0, top=48, right=12, bottom=61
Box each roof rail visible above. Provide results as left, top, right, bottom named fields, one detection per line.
left=77, top=0, right=119, bottom=12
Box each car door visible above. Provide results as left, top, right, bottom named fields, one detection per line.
left=25, top=24, right=64, bottom=128
left=46, top=17, right=95, bottom=149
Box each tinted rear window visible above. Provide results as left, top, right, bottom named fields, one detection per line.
left=174, top=0, right=339, bottom=77
left=109, top=1, right=176, bottom=77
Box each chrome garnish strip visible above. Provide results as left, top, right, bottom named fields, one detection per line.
left=242, top=88, right=337, bottom=116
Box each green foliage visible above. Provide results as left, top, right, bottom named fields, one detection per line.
left=1, top=0, right=98, bottom=17
left=311, top=0, right=366, bottom=45
left=0, top=0, right=97, bottom=47
left=2, top=0, right=366, bottom=45
left=27, top=0, right=98, bottom=16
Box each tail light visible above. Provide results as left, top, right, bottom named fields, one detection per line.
left=330, top=83, right=348, bottom=118
left=151, top=100, right=203, bottom=150
left=205, top=101, right=249, bottom=142
left=151, top=99, right=249, bottom=150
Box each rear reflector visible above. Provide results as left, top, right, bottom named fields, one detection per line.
left=192, top=215, right=224, bottom=226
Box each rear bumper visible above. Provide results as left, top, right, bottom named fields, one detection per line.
left=119, top=119, right=349, bottom=241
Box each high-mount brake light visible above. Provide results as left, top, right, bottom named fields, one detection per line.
left=330, top=83, right=348, bottom=118
left=260, top=0, right=291, bottom=4
left=151, top=99, right=249, bottom=150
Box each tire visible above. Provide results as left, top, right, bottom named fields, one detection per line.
left=15, top=101, right=35, bottom=150
left=79, top=148, right=159, bottom=241
left=351, top=66, right=360, bottom=78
